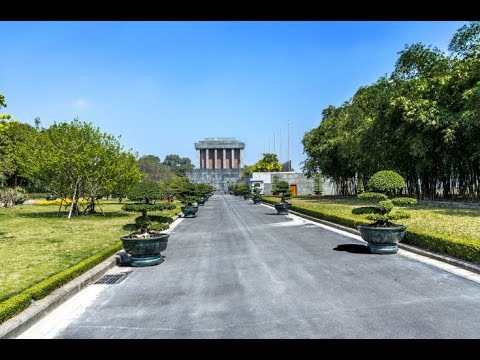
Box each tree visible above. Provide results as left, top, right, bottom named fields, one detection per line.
left=137, top=155, right=176, bottom=183
left=162, top=154, right=194, bottom=177
left=314, top=172, right=324, bottom=195
left=241, top=153, right=282, bottom=177
left=110, top=152, right=143, bottom=203
left=1, top=121, right=41, bottom=187
left=449, top=21, right=480, bottom=58
left=301, top=21, right=480, bottom=201
left=31, top=118, right=141, bottom=217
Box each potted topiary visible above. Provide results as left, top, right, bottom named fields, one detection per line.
left=251, top=183, right=262, bottom=204
left=273, top=180, right=292, bottom=214
left=355, top=170, right=410, bottom=254
left=120, top=180, right=176, bottom=266
left=195, top=183, right=213, bottom=206
left=176, top=182, right=199, bottom=218
left=234, top=183, right=250, bottom=200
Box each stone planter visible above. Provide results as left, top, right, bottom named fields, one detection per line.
left=197, top=198, right=206, bottom=206
left=274, top=202, right=291, bottom=215
left=120, top=232, right=169, bottom=267
left=357, top=224, right=407, bottom=254
left=181, top=205, right=199, bottom=218
left=252, top=197, right=261, bottom=204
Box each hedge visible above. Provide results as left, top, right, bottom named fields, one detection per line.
left=0, top=242, right=123, bottom=325
left=357, top=192, right=388, bottom=201
left=391, top=197, right=418, bottom=206
left=262, top=198, right=480, bottom=265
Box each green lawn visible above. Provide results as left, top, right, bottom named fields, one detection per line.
left=263, top=195, right=480, bottom=263
left=0, top=200, right=181, bottom=303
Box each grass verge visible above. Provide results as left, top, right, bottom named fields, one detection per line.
left=0, top=200, right=181, bottom=324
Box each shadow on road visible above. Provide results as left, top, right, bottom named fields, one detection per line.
left=333, top=244, right=370, bottom=254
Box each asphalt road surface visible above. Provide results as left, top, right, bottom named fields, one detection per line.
left=18, top=194, right=480, bottom=338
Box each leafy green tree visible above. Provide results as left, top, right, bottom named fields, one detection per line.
left=30, top=118, right=141, bottom=217
left=241, top=153, right=282, bottom=177
left=111, top=152, right=143, bottom=203
left=449, top=21, right=480, bottom=58
left=137, top=155, right=177, bottom=183
left=314, top=172, right=324, bottom=194
left=162, top=154, right=194, bottom=177
left=302, top=21, right=480, bottom=201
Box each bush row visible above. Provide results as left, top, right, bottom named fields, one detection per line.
left=0, top=242, right=123, bottom=325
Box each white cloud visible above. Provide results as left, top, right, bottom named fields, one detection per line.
left=73, top=98, right=89, bottom=109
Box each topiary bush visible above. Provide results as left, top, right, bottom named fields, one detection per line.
left=272, top=180, right=291, bottom=203
left=251, top=183, right=262, bottom=200
left=363, top=199, right=410, bottom=226
left=368, top=170, right=406, bottom=195
left=175, top=182, right=199, bottom=206
left=357, top=191, right=388, bottom=201
left=391, top=197, right=418, bottom=206
left=122, top=180, right=175, bottom=234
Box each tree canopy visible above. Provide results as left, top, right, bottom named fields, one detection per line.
left=302, top=21, right=480, bottom=200
left=137, top=155, right=176, bottom=183
left=241, top=153, right=282, bottom=178
left=162, top=154, right=194, bottom=177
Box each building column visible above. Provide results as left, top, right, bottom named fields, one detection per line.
left=231, top=148, right=235, bottom=169
left=214, top=149, right=218, bottom=170
left=206, top=148, right=210, bottom=169
left=222, top=149, right=226, bottom=170
left=196, top=150, right=201, bottom=169
left=240, top=149, right=244, bottom=169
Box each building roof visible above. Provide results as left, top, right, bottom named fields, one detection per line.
left=195, top=138, right=245, bottom=149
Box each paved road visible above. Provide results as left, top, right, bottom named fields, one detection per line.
left=19, top=195, right=480, bottom=338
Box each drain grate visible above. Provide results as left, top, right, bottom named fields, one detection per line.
left=95, top=272, right=129, bottom=285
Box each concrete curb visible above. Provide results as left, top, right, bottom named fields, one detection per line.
left=0, top=214, right=183, bottom=339
left=262, top=201, right=480, bottom=275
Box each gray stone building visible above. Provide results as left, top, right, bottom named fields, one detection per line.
left=187, top=137, right=245, bottom=192
left=247, top=171, right=336, bottom=196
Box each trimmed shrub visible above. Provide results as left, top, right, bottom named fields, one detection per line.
left=391, top=197, right=418, bottom=206
left=352, top=206, right=381, bottom=215
left=403, top=230, right=480, bottom=265
left=368, top=170, right=405, bottom=194
left=357, top=191, right=388, bottom=201
left=272, top=181, right=291, bottom=202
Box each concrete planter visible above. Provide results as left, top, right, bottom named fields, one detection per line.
left=274, top=202, right=291, bottom=215
left=357, top=224, right=407, bottom=254
left=120, top=233, right=169, bottom=267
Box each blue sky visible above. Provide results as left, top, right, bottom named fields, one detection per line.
left=0, top=21, right=467, bottom=171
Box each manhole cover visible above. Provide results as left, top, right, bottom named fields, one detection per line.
left=95, top=272, right=129, bottom=285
